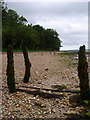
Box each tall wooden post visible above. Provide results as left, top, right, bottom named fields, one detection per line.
left=22, top=46, right=31, bottom=83
left=7, top=45, right=16, bottom=93
left=78, top=45, right=89, bottom=100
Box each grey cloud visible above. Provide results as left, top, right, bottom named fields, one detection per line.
left=7, top=2, right=88, bottom=50
left=7, top=2, right=88, bottom=18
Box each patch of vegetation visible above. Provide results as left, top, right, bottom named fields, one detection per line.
left=85, top=111, right=90, bottom=117
left=69, top=94, right=90, bottom=119
left=35, top=101, right=42, bottom=106
left=51, top=84, right=67, bottom=90
left=73, top=90, right=80, bottom=93
left=61, top=84, right=67, bottom=89
left=68, top=59, right=76, bottom=65
left=65, top=58, right=78, bottom=66
left=58, top=59, right=62, bottom=61
left=57, top=52, right=78, bottom=67
left=84, top=100, right=90, bottom=118
left=57, top=53, right=69, bottom=56
left=15, top=82, right=19, bottom=84
left=84, top=100, right=89, bottom=104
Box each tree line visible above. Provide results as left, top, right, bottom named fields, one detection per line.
left=2, top=2, right=62, bottom=51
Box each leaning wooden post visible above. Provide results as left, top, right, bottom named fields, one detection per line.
left=78, top=45, right=89, bottom=100
left=7, top=45, right=16, bottom=93
left=22, top=46, right=31, bottom=83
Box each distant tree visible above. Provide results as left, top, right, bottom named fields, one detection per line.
left=1, top=1, right=8, bottom=25
left=19, top=16, right=28, bottom=25
left=2, top=2, right=62, bottom=51
left=33, top=25, right=45, bottom=50
left=8, top=9, right=19, bottom=27
left=33, top=25, right=61, bottom=51
left=33, top=24, right=44, bottom=33
left=41, top=28, right=61, bottom=51
left=2, top=7, right=19, bottom=49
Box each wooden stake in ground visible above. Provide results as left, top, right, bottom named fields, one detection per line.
left=78, top=45, right=89, bottom=100
left=22, top=46, right=31, bottom=83
left=7, top=45, right=16, bottom=93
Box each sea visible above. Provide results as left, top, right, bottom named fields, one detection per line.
left=61, top=49, right=90, bottom=52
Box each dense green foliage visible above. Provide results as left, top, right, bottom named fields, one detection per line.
left=2, top=2, right=62, bottom=51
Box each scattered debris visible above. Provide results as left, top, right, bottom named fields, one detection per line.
left=45, top=68, right=49, bottom=71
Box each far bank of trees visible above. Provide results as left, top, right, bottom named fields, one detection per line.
left=2, top=2, right=62, bottom=51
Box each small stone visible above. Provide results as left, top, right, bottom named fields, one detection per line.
left=11, top=115, right=14, bottom=118
left=6, top=96, right=9, bottom=99
left=8, top=112, right=10, bottom=115
left=71, top=103, right=78, bottom=107
left=36, top=71, right=39, bottom=74
left=45, top=68, right=49, bottom=71
left=68, top=93, right=71, bottom=95
left=31, top=97, right=36, bottom=100
left=36, top=95, right=39, bottom=98
left=38, top=81, right=42, bottom=84
left=52, top=109, right=56, bottom=113
left=56, top=100, right=59, bottom=103
left=16, top=93, right=20, bottom=96
left=35, top=101, right=42, bottom=106
left=44, top=111, right=49, bottom=114
left=42, top=107, right=47, bottom=111
left=78, top=110, right=83, bottom=113
left=26, top=106, right=32, bottom=110
left=37, top=112, right=41, bottom=115
left=61, top=104, right=64, bottom=108
left=41, top=104, right=46, bottom=107
left=44, top=75, right=47, bottom=79
left=13, top=108, right=21, bottom=112
left=48, top=107, right=51, bottom=113
left=39, top=115, right=43, bottom=118
left=20, top=115, right=24, bottom=118
left=34, top=53, right=37, bottom=55
left=5, top=104, right=9, bottom=108
left=16, top=104, right=19, bottom=107
left=64, top=111, right=77, bottom=115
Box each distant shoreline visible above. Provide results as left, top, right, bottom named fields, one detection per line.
left=61, top=49, right=90, bottom=52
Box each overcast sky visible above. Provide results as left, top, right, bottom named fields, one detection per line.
left=6, top=1, right=88, bottom=50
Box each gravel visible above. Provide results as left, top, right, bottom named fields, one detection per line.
left=1, top=52, right=89, bottom=119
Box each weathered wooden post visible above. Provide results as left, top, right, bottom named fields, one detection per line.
left=22, top=46, right=31, bottom=83
left=78, top=45, right=89, bottom=99
left=7, top=45, right=16, bottom=93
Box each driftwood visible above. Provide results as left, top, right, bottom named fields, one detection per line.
left=20, top=85, right=80, bottom=93
left=17, top=89, right=63, bottom=98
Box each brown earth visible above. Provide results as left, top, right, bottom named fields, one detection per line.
left=1, top=52, right=89, bottom=119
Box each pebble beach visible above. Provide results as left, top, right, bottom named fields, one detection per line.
left=1, top=52, right=89, bottom=119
